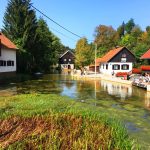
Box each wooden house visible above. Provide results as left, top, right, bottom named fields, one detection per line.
left=59, top=50, right=75, bottom=70
left=0, top=32, right=17, bottom=75
left=98, top=47, right=136, bottom=75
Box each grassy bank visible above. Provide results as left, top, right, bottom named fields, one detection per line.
left=0, top=94, right=139, bottom=149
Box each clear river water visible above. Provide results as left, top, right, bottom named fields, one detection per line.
left=0, top=74, right=150, bottom=149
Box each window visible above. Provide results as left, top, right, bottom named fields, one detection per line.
left=112, top=64, right=120, bottom=70
left=3, top=61, right=6, bottom=66
left=106, top=64, right=108, bottom=70
left=122, top=53, right=126, bottom=58
left=121, top=58, right=126, bottom=62
left=121, top=64, right=129, bottom=70
left=7, top=61, right=11, bottom=66
left=7, top=60, right=14, bottom=66
left=0, top=60, right=6, bottom=66
left=12, top=61, right=14, bottom=66
left=0, top=60, right=3, bottom=66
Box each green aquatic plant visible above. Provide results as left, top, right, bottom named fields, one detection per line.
left=0, top=94, right=139, bottom=149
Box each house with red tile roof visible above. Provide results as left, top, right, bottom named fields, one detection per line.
left=0, top=32, right=17, bottom=75
left=98, top=47, right=136, bottom=75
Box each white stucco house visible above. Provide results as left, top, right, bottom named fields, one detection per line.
left=0, top=32, right=17, bottom=75
left=98, top=47, right=136, bottom=75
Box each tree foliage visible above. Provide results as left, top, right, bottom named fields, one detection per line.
left=3, top=0, right=38, bottom=72
left=117, top=22, right=125, bottom=39
left=3, top=0, right=64, bottom=73
left=93, top=19, right=150, bottom=66
left=75, top=38, right=94, bottom=67
left=94, top=25, right=119, bottom=56
left=125, top=18, right=135, bottom=34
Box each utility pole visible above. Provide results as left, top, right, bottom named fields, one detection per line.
left=95, top=43, right=97, bottom=76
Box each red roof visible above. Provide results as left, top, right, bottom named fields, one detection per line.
left=141, top=65, right=150, bottom=71
left=0, top=32, right=17, bottom=50
left=89, top=46, right=132, bottom=67
left=99, top=47, right=125, bottom=63
left=141, top=49, right=150, bottom=59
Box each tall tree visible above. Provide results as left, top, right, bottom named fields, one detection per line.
left=75, top=38, right=94, bottom=68
left=3, top=0, right=38, bottom=73
left=117, top=21, right=125, bottom=39
left=94, top=25, right=119, bottom=56
left=125, top=18, right=135, bottom=34
left=29, top=18, right=63, bottom=72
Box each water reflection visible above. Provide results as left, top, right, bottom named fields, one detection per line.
left=145, top=92, right=150, bottom=109
left=1, top=74, right=150, bottom=148
left=0, top=74, right=147, bottom=108
left=100, top=80, right=132, bottom=100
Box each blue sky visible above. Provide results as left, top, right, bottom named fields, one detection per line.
left=1, top=0, right=150, bottom=48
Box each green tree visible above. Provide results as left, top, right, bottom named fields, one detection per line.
left=75, top=38, right=94, bottom=68
left=125, top=18, right=135, bottom=34
left=133, top=43, right=149, bottom=65
left=119, top=34, right=135, bottom=50
left=33, top=18, right=63, bottom=72
left=117, top=21, right=125, bottom=39
left=119, top=26, right=142, bottom=51
left=3, top=0, right=38, bottom=73
left=146, top=26, right=150, bottom=33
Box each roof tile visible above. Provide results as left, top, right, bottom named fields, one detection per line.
left=0, top=32, right=17, bottom=50
left=99, top=47, right=124, bottom=63
left=141, top=49, right=150, bottom=59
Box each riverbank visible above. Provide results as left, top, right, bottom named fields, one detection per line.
left=0, top=94, right=138, bottom=149
left=72, top=73, right=132, bottom=85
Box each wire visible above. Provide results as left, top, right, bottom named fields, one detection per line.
left=31, top=4, right=83, bottom=39
left=50, top=27, right=77, bottom=42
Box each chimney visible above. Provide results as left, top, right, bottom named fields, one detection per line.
left=115, top=46, right=120, bottom=48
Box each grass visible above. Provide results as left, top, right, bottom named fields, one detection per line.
left=0, top=94, right=140, bottom=149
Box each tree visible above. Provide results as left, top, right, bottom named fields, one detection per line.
left=75, top=38, right=94, bottom=68
left=3, top=0, right=38, bottom=73
left=3, top=0, right=64, bottom=73
left=32, top=18, right=63, bottom=72
left=130, top=25, right=143, bottom=38
left=94, top=25, right=119, bottom=56
left=146, top=26, right=150, bottom=33
left=125, top=18, right=135, bottom=34
left=119, top=34, right=134, bottom=49
left=133, top=43, right=149, bottom=65
left=117, top=21, right=125, bottom=39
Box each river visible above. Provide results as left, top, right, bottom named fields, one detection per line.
left=0, top=74, right=150, bottom=148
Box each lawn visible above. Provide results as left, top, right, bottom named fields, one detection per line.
left=0, top=94, right=139, bottom=149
